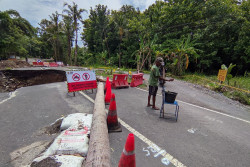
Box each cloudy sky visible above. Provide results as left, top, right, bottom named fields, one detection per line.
left=0, top=0, right=157, bottom=27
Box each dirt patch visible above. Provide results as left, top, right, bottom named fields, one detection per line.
left=0, top=70, right=66, bottom=92
left=41, top=118, right=63, bottom=135
left=30, top=157, right=62, bottom=167
left=0, top=60, right=31, bottom=70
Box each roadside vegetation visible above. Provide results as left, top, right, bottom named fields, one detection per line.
left=177, top=73, right=250, bottom=105
left=1, top=1, right=249, bottom=104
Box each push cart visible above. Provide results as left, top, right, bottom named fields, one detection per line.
left=159, top=85, right=179, bottom=121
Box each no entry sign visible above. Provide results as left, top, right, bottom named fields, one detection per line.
left=66, top=71, right=97, bottom=92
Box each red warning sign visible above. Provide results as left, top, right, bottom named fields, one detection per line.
left=72, top=73, right=81, bottom=81
left=66, top=71, right=97, bottom=92
left=82, top=73, right=90, bottom=80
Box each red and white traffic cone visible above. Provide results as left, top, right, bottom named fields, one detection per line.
left=107, top=93, right=122, bottom=132
left=104, top=76, right=110, bottom=94
left=105, top=81, right=112, bottom=104
left=118, top=133, right=135, bottom=167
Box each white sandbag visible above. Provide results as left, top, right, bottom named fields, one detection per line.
left=63, top=124, right=90, bottom=136
left=32, top=155, right=84, bottom=167
left=43, top=133, right=89, bottom=157
left=60, top=113, right=93, bottom=131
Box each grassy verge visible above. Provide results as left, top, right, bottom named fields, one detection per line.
left=137, top=83, right=148, bottom=90
left=178, top=74, right=250, bottom=105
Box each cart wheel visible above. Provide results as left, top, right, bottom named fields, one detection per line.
left=175, top=106, right=179, bottom=122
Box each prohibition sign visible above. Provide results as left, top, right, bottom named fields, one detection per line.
left=82, top=73, right=90, bottom=80
left=72, top=73, right=80, bottom=81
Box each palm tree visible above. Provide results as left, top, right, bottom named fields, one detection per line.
left=62, top=15, right=74, bottom=65
left=39, top=12, right=62, bottom=62
left=48, top=12, right=62, bottom=62
left=113, top=11, right=126, bottom=68
left=63, top=2, right=87, bottom=65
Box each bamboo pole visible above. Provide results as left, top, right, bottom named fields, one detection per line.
left=84, top=82, right=111, bottom=167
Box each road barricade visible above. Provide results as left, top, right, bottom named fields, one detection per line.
left=32, top=62, right=38, bottom=66
left=112, top=74, right=129, bottom=89
left=130, top=73, right=143, bottom=87
left=49, top=62, right=59, bottom=67
left=38, top=62, right=44, bottom=66
left=43, top=62, right=50, bottom=67
left=56, top=61, right=64, bottom=66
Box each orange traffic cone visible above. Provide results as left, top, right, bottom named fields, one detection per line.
left=118, top=133, right=135, bottom=167
left=104, top=77, right=110, bottom=94
left=107, top=93, right=122, bottom=132
left=105, top=82, right=112, bottom=104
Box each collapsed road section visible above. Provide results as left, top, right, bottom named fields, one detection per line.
left=0, top=70, right=66, bottom=92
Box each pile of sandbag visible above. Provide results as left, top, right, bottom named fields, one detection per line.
left=31, top=113, right=93, bottom=167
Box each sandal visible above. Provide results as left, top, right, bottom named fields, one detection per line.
left=147, top=104, right=152, bottom=107
left=152, top=106, right=160, bottom=110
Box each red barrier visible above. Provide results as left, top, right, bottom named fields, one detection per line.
left=112, top=74, right=129, bottom=89
left=56, top=62, right=64, bottom=66
left=130, top=73, right=143, bottom=87
left=32, top=62, right=38, bottom=66
left=49, top=62, right=59, bottom=67
left=43, top=62, right=49, bottom=67
left=33, top=62, right=44, bottom=66
left=38, top=62, right=44, bottom=66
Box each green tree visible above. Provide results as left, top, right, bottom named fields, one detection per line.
left=63, top=2, right=87, bottom=65
left=82, top=5, right=110, bottom=60
left=62, top=15, right=74, bottom=65
left=0, top=10, right=35, bottom=60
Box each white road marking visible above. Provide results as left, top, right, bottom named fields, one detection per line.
left=119, top=119, right=185, bottom=167
left=135, top=87, right=250, bottom=125
left=79, top=91, right=95, bottom=103
left=187, top=128, right=197, bottom=134
left=80, top=91, right=186, bottom=167
left=0, top=91, right=17, bottom=104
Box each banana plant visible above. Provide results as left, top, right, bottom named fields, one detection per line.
left=164, top=35, right=200, bottom=76
left=226, top=63, right=236, bottom=85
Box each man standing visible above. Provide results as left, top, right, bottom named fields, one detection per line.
left=147, top=57, right=174, bottom=110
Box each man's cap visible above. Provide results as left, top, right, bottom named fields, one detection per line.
left=156, top=57, right=163, bottom=62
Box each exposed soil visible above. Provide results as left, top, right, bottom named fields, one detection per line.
left=41, top=118, right=63, bottom=135
left=0, top=70, right=66, bottom=92
left=30, top=157, right=62, bottom=167
left=0, top=60, right=31, bottom=70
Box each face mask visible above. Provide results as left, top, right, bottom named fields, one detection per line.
left=161, top=62, right=165, bottom=66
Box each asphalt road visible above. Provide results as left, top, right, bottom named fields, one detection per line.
left=0, top=82, right=94, bottom=167
left=107, top=86, right=250, bottom=167
left=80, top=76, right=250, bottom=167
left=0, top=68, right=249, bottom=167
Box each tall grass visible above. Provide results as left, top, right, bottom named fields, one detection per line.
left=179, top=73, right=250, bottom=105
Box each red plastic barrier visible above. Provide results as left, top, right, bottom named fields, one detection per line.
left=38, top=62, right=44, bottom=66
left=112, top=74, right=129, bottom=89
left=43, top=62, right=49, bottom=67
left=49, top=62, right=59, bottom=67
left=56, top=62, right=64, bottom=66
left=130, top=73, right=144, bottom=87
left=32, top=62, right=38, bottom=66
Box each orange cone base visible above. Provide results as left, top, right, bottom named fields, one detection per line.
left=108, top=122, right=122, bottom=133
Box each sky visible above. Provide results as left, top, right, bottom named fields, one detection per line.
left=0, top=0, right=157, bottom=46
left=0, top=0, right=157, bottom=27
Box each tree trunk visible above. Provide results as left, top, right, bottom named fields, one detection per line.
left=68, top=35, right=72, bottom=66
left=53, top=40, right=57, bottom=62
left=74, top=28, right=78, bottom=65
left=119, top=45, right=121, bottom=68
left=140, top=50, right=150, bottom=71
left=85, top=82, right=111, bottom=167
